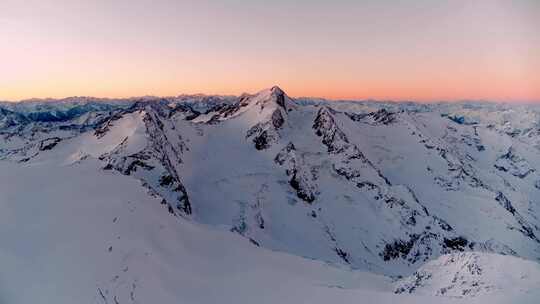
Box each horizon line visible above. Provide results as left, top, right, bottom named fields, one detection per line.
left=1, top=87, right=539, bottom=105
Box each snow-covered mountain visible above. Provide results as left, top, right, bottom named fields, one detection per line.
left=1, top=87, right=539, bottom=303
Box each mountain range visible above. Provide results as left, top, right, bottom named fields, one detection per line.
left=1, top=87, right=540, bottom=303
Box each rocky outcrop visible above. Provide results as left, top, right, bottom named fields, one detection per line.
left=368, top=109, right=396, bottom=125
left=247, top=126, right=278, bottom=151
left=495, top=192, right=538, bottom=242
left=275, top=142, right=317, bottom=203
left=39, top=137, right=62, bottom=151
left=494, top=147, right=535, bottom=178
left=313, top=107, right=353, bottom=155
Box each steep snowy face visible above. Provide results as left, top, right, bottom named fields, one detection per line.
left=2, top=89, right=540, bottom=279
left=242, top=86, right=292, bottom=150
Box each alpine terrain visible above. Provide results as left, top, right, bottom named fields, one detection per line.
left=1, top=87, right=539, bottom=303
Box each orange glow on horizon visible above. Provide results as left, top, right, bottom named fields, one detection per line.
left=1, top=0, right=539, bottom=103
left=2, top=80, right=539, bottom=103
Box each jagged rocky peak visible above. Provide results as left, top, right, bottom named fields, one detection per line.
left=494, top=146, right=535, bottom=178
left=313, top=106, right=351, bottom=154
left=368, top=108, right=397, bottom=125
left=313, top=106, right=339, bottom=129
left=270, top=85, right=288, bottom=109
left=248, top=85, right=295, bottom=113
left=180, top=86, right=294, bottom=125
left=244, top=86, right=294, bottom=150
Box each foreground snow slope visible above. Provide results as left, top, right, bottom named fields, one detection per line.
left=1, top=160, right=538, bottom=304
left=0, top=160, right=386, bottom=303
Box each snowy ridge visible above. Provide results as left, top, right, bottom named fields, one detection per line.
left=395, top=252, right=540, bottom=297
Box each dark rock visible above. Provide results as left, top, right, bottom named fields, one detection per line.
left=39, top=137, right=62, bottom=151
left=253, top=130, right=271, bottom=150
left=382, top=236, right=417, bottom=261
left=289, top=171, right=315, bottom=203
left=271, top=109, right=285, bottom=129
left=271, top=86, right=287, bottom=110
left=159, top=175, right=174, bottom=187
left=443, top=237, right=468, bottom=251
left=335, top=248, right=350, bottom=264
left=124, top=159, right=155, bottom=175
left=249, top=238, right=260, bottom=247
left=368, top=109, right=396, bottom=125
left=495, top=192, right=515, bottom=215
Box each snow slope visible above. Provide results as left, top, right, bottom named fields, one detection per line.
left=0, top=159, right=388, bottom=303
left=1, top=159, right=539, bottom=304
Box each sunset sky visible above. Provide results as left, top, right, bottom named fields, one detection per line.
left=1, top=0, right=539, bottom=102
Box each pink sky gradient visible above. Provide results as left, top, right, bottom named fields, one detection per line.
left=1, top=0, right=539, bottom=102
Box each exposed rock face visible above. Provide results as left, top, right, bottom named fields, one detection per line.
left=271, top=86, right=287, bottom=110
left=313, top=107, right=352, bottom=154
left=275, top=142, right=317, bottom=203
left=494, top=147, right=535, bottom=178
left=271, top=108, right=285, bottom=129
left=39, top=137, right=62, bottom=151
left=368, top=109, right=396, bottom=125
left=494, top=192, right=538, bottom=242
left=495, top=191, right=515, bottom=215
left=248, top=127, right=276, bottom=151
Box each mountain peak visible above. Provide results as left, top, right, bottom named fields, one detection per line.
left=270, top=86, right=288, bottom=110
left=246, top=86, right=293, bottom=113
left=270, top=85, right=285, bottom=95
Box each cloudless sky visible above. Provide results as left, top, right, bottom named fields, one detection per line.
left=1, top=0, right=539, bottom=102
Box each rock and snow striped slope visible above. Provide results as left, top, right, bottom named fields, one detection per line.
left=395, top=252, right=540, bottom=297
